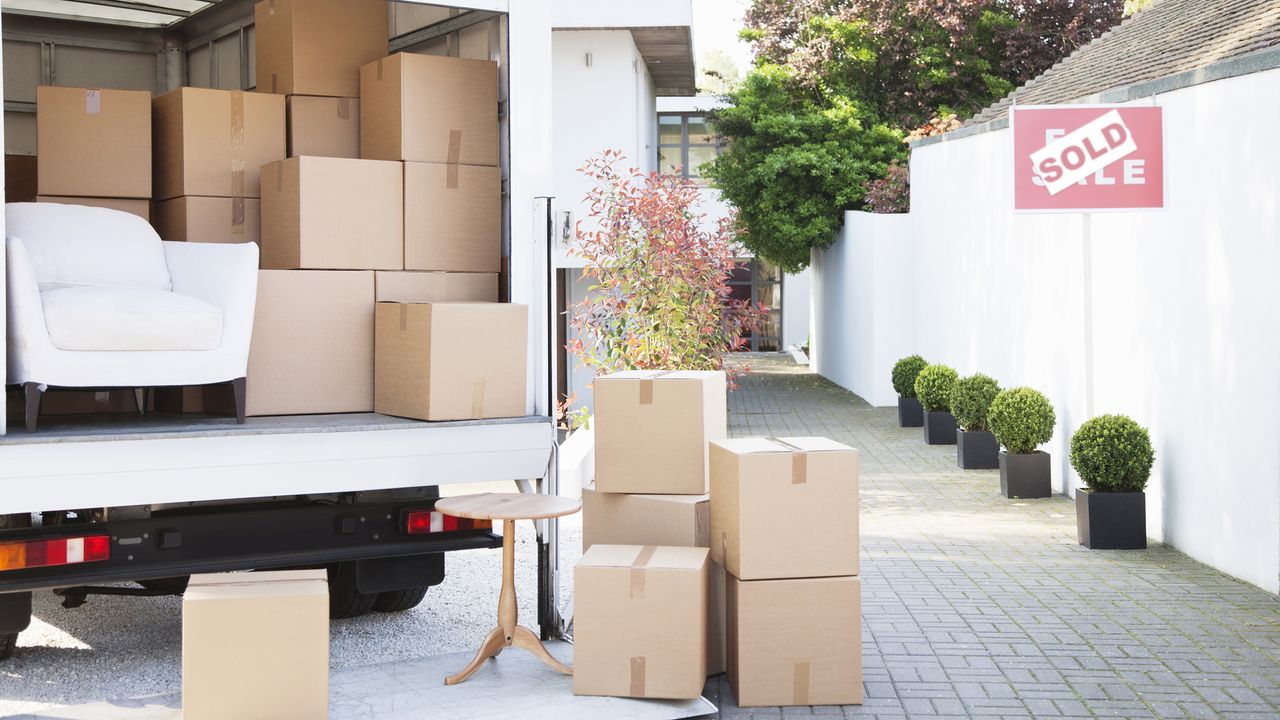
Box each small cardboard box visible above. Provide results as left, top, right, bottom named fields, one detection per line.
left=183, top=569, right=329, bottom=720
left=154, top=196, right=260, bottom=244
left=36, top=86, right=150, bottom=199
left=255, top=0, right=388, bottom=98
left=403, top=161, right=501, bottom=272
left=727, top=575, right=862, bottom=707
left=360, top=53, right=499, bottom=165
left=37, top=196, right=151, bottom=222
left=573, top=545, right=709, bottom=699
left=246, top=270, right=374, bottom=415
left=710, top=437, right=859, bottom=580
left=581, top=485, right=727, bottom=676
left=153, top=87, right=285, bottom=200
left=6, top=154, right=38, bottom=203
left=375, top=271, right=499, bottom=303
left=288, top=96, right=359, bottom=158
left=261, top=156, right=403, bottom=270
left=594, top=370, right=727, bottom=495
left=374, top=302, right=527, bottom=421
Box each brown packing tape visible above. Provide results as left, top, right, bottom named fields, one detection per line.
left=446, top=162, right=460, bottom=190
left=446, top=130, right=463, bottom=189
left=768, top=437, right=809, bottom=484
left=637, top=370, right=677, bottom=405
left=337, top=98, right=350, bottom=120
left=629, top=656, right=647, bottom=697
left=84, top=89, right=101, bottom=115
left=267, top=0, right=275, bottom=15
left=399, top=304, right=408, bottom=331
left=629, top=545, right=658, bottom=599
left=793, top=661, right=810, bottom=705
left=230, top=91, right=246, bottom=197
left=471, top=378, right=486, bottom=417
left=376, top=58, right=384, bottom=81
left=231, top=197, right=246, bottom=233
left=271, top=73, right=278, bottom=94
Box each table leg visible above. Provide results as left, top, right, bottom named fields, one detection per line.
left=499, top=519, right=516, bottom=644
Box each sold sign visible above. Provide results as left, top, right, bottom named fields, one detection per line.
left=1013, top=105, right=1163, bottom=211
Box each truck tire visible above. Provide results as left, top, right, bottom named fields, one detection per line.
left=327, top=562, right=376, bottom=619
left=0, top=633, right=16, bottom=660
left=372, top=586, right=428, bottom=613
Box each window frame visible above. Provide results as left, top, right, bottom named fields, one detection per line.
left=657, top=112, right=722, bottom=181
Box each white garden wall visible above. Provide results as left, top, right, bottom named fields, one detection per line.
left=812, top=66, right=1280, bottom=593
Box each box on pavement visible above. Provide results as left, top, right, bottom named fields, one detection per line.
left=727, top=575, right=862, bottom=707
left=594, top=370, right=726, bottom=495
left=374, top=302, right=527, bottom=421
left=710, top=437, right=859, bottom=580
left=403, top=161, right=500, bottom=272
left=360, top=53, right=499, bottom=165
left=246, top=270, right=374, bottom=415
left=254, top=0, right=387, bottom=97
left=154, top=197, right=260, bottom=244
left=573, top=545, right=709, bottom=699
left=153, top=87, right=285, bottom=200
left=260, top=156, right=402, bottom=270
left=287, top=96, right=359, bottom=158
left=36, top=86, right=150, bottom=199
left=37, top=196, right=150, bottom=222
left=182, top=569, right=329, bottom=720
left=375, top=271, right=498, bottom=303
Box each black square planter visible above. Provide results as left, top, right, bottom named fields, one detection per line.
left=922, top=410, right=957, bottom=445
left=897, top=396, right=923, bottom=427
left=1076, top=490, right=1147, bottom=549
left=957, top=430, right=998, bottom=469
left=999, top=451, right=1051, bottom=498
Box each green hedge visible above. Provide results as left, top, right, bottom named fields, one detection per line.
left=913, top=364, right=958, bottom=412
left=950, top=374, right=1000, bottom=432
left=1069, top=415, right=1154, bottom=493
left=988, top=387, right=1055, bottom=454
left=891, top=355, right=928, bottom=398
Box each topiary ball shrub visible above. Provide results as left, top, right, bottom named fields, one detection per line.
left=1069, top=415, right=1154, bottom=493
left=913, top=364, right=958, bottom=412
left=950, top=374, right=1001, bottom=432
left=988, top=387, right=1055, bottom=454
left=891, top=355, right=928, bottom=398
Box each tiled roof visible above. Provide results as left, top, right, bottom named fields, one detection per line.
left=964, top=0, right=1280, bottom=126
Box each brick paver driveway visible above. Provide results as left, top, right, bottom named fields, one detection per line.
left=705, top=356, right=1280, bottom=719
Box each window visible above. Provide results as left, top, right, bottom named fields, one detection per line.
left=657, top=113, right=722, bottom=180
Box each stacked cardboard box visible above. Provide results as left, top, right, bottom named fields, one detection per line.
left=710, top=437, right=863, bottom=707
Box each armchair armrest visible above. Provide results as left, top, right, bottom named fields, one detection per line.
left=6, top=236, right=56, bottom=385
left=163, top=241, right=259, bottom=359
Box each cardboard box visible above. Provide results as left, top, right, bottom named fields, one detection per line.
left=255, top=0, right=388, bottom=98
left=261, top=156, right=402, bottom=270
left=247, top=270, right=374, bottom=415
left=727, top=575, right=862, bottom=707
left=153, top=87, right=285, bottom=200
left=710, top=437, right=859, bottom=581
left=6, top=154, right=38, bottom=202
left=594, top=371, right=727, bottom=495
left=183, top=569, right=329, bottom=719
left=375, top=271, right=498, bottom=303
left=360, top=53, right=499, bottom=165
left=374, top=302, right=527, bottom=421
left=37, top=196, right=151, bottom=222
left=404, top=161, right=500, bottom=272
left=573, top=545, right=709, bottom=699
left=154, top=197, right=259, bottom=244
left=37, top=86, right=150, bottom=199
left=288, top=96, right=359, bottom=158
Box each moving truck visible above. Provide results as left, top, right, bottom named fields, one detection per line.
left=0, top=0, right=564, bottom=660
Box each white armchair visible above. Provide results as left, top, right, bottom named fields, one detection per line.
left=6, top=202, right=258, bottom=431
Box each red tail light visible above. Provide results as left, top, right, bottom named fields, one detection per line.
left=405, top=510, right=491, bottom=535
left=0, top=535, right=110, bottom=572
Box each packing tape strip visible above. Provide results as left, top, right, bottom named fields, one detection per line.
left=793, top=661, right=810, bottom=705
left=271, top=73, right=278, bottom=94
left=629, top=545, right=658, bottom=599
left=629, top=656, right=646, bottom=698
left=446, top=130, right=463, bottom=189
left=399, top=303, right=408, bottom=331
left=84, top=89, right=101, bottom=115
left=376, top=58, right=384, bottom=81
left=231, top=197, right=246, bottom=234
left=471, top=377, right=486, bottom=417
left=267, top=0, right=275, bottom=14
left=337, top=97, right=351, bottom=120
left=230, top=91, right=246, bottom=197
left=768, top=437, right=809, bottom=484
left=637, top=369, right=677, bottom=405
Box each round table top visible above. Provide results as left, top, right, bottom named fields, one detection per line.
left=434, top=493, right=581, bottom=521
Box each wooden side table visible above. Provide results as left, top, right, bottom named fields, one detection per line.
left=433, top=492, right=581, bottom=685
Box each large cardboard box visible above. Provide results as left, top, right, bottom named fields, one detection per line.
left=287, top=96, right=359, bottom=158
left=247, top=270, right=374, bottom=415
left=573, top=545, right=709, bottom=699
left=375, top=271, right=498, bottom=303
left=255, top=0, right=388, bottom=98
left=183, top=569, right=329, bottom=719
left=594, top=371, right=727, bottom=495
left=581, top=485, right=727, bottom=676
left=360, top=53, right=499, bottom=165
left=374, top=302, right=527, bottom=421
left=36, top=86, right=150, bottom=199
left=153, top=87, right=285, bottom=200
left=261, top=156, right=402, bottom=270
left=154, top=197, right=260, bottom=244
left=6, top=154, right=38, bottom=202
left=710, top=437, right=859, bottom=581
left=403, top=161, right=500, bottom=272
left=727, top=575, right=862, bottom=707
left=37, top=196, right=150, bottom=222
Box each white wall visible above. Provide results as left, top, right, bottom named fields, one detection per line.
left=813, top=67, right=1280, bottom=594
left=782, top=267, right=812, bottom=350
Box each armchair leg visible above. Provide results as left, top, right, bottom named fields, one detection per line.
left=23, top=383, right=42, bottom=433
left=231, top=377, right=246, bottom=425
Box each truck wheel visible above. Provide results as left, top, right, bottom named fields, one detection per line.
left=0, top=633, right=16, bottom=660
left=327, top=562, right=376, bottom=619
left=372, top=586, right=428, bottom=613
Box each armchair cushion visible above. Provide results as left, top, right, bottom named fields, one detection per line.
left=41, top=286, right=223, bottom=352
left=6, top=202, right=172, bottom=292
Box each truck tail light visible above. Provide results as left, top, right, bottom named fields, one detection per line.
left=405, top=511, right=491, bottom=535
left=0, top=535, right=110, bottom=572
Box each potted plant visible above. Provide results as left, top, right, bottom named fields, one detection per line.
left=914, top=364, right=958, bottom=445
left=987, top=387, right=1056, bottom=498
left=1069, top=415, right=1154, bottom=549
left=949, top=374, right=1001, bottom=469
left=891, top=355, right=927, bottom=427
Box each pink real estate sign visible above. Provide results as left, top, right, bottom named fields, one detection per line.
left=1012, top=105, right=1164, bottom=212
